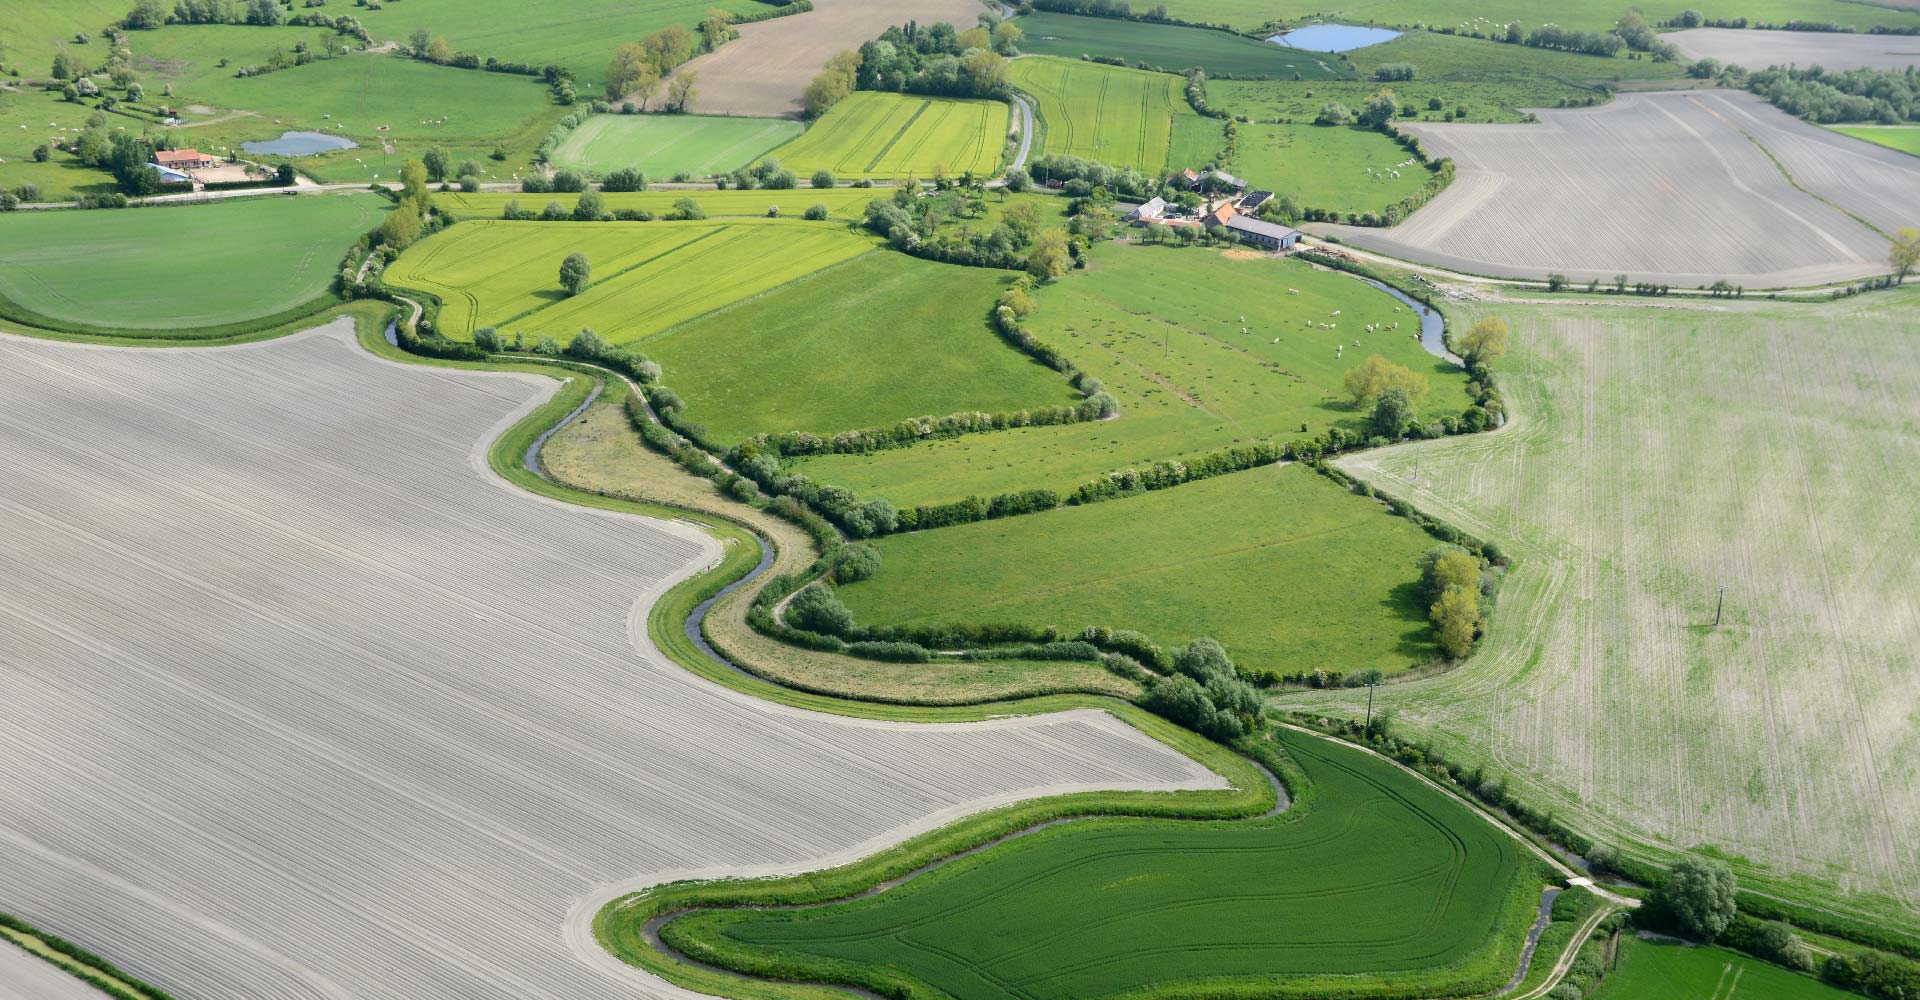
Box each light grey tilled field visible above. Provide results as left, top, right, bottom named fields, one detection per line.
left=1315, top=91, right=1920, bottom=287
left=0, top=321, right=1219, bottom=1000
left=1669, top=27, right=1920, bottom=72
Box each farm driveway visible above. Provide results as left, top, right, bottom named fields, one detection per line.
left=0, top=320, right=1219, bottom=1000
left=1313, top=91, right=1920, bottom=288
left=662, top=0, right=987, bottom=117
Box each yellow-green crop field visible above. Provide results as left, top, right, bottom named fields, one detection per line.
left=432, top=188, right=881, bottom=221
left=1009, top=57, right=1203, bottom=172
left=383, top=218, right=873, bottom=344
left=769, top=92, right=1009, bottom=180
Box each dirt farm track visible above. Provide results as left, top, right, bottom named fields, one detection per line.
left=1314, top=91, right=1920, bottom=288
left=0, top=321, right=1218, bottom=1000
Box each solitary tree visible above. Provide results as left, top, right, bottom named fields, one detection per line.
left=559, top=252, right=591, bottom=295
left=399, top=159, right=430, bottom=208
left=699, top=9, right=733, bottom=51
left=1344, top=354, right=1429, bottom=405
left=1655, top=855, right=1737, bottom=942
left=1026, top=229, right=1070, bottom=281
left=572, top=190, right=604, bottom=220
left=1891, top=227, right=1920, bottom=284
left=421, top=148, right=448, bottom=182
left=666, top=71, right=698, bottom=111
left=1431, top=585, right=1481, bottom=659
left=810, top=168, right=835, bottom=189
left=605, top=42, right=652, bottom=101
left=1371, top=386, right=1415, bottom=438
left=1457, top=317, right=1509, bottom=365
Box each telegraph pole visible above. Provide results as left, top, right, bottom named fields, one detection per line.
left=1714, top=585, right=1725, bottom=628
left=1365, top=682, right=1376, bottom=734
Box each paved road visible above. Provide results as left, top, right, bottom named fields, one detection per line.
left=1010, top=94, right=1035, bottom=171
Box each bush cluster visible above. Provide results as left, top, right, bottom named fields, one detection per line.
left=1140, top=638, right=1263, bottom=741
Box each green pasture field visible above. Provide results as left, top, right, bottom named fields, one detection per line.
left=792, top=241, right=1472, bottom=508
left=1275, top=288, right=1920, bottom=917
left=664, top=727, right=1545, bottom=999
left=550, top=114, right=802, bottom=177
left=0, top=0, right=127, bottom=82
left=382, top=218, right=874, bottom=344
left=0, top=89, right=118, bottom=200
left=344, top=0, right=761, bottom=89
left=434, top=187, right=880, bottom=220
left=1232, top=123, right=1430, bottom=216
left=0, top=193, right=386, bottom=331
left=1591, top=938, right=1857, bottom=1000
left=841, top=462, right=1448, bottom=673
left=1831, top=125, right=1920, bottom=157
left=637, top=253, right=1075, bottom=445
left=173, top=51, right=559, bottom=183
left=641, top=253, right=1076, bottom=445
left=1144, top=0, right=1920, bottom=34
left=1012, top=12, right=1351, bottom=80
left=768, top=92, right=1009, bottom=180
left=1009, top=57, right=1207, bottom=172
left=1211, top=30, right=1685, bottom=125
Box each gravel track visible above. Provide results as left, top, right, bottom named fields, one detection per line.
left=0, top=319, right=1221, bottom=1000
left=1668, top=28, right=1920, bottom=72
left=1313, top=91, right=1920, bottom=288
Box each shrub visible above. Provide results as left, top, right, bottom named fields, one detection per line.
left=1653, top=855, right=1738, bottom=942
left=810, top=168, right=835, bottom=189
left=830, top=543, right=881, bottom=583
left=804, top=203, right=829, bottom=221
left=573, top=190, right=605, bottom=220
left=846, top=640, right=931, bottom=662
left=457, top=174, right=480, bottom=192
left=601, top=167, right=647, bottom=192
left=521, top=174, right=551, bottom=193
left=785, top=582, right=853, bottom=635
left=670, top=197, right=705, bottom=220
left=550, top=168, right=587, bottom=192
left=473, top=326, right=504, bottom=352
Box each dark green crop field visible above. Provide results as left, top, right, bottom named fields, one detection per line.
left=1014, top=13, right=1352, bottom=80
left=663, top=727, right=1547, bottom=1000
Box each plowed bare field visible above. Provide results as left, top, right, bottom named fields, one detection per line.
left=1315, top=91, right=1920, bottom=288
left=1669, top=27, right=1920, bottom=72
left=1278, top=290, right=1920, bottom=913
left=0, top=321, right=1217, bottom=1000
left=662, top=0, right=987, bottom=118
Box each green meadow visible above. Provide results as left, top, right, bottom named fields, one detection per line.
left=0, top=194, right=387, bottom=332
left=346, top=0, right=762, bottom=89
left=1832, top=125, right=1920, bottom=157
left=550, top=114, right=802, bottom=177
left=1013, top=12, right=1351, bottom=80
left=1592, top=938, right=1859, bottom=1000
left=1212, top=30, right=1686, bottom=125
left=382, top=218, right=874, bottom=344
left=769, top=92, right=1010, bottom=180
left=840, top=462, right=1448, bottom=674
left=641, top=253, right=1076, bottom=445
left=1231, top=123, right=1430, bottom=216
left=793, top=242, right=1471, bottom=508
left=1142, top=0, right=1920, bottom=35
left=664, top=727, right=1545, bottom=999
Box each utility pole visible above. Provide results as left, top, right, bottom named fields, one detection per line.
left=1365, top=682, right=1376, bottom=734
left=1714, top=585, right=1725, bottom=628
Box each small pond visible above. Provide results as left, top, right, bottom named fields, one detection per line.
left=241, top=131, right=357, bottom=156
left=1268, top=23, right=1402, bottom=52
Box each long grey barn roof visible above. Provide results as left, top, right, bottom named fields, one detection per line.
left=1224, top=215, right=1300, bottom=239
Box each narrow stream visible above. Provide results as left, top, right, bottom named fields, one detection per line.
left=1355, top=276, right=1461, bottom=366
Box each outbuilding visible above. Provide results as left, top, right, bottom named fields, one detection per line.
left=1237, top=190, right=1274, bottom=213
left=1224, top=215, right=1301, bottom=251
left=1127, top=196, right=1168, bottom=223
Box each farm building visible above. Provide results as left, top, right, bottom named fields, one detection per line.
left=1224, top=215, right=1301, bottom=251
left=1238, top=190, right=1274, bottom=213
left=1128, top=196, right=1169, bottom=222
left=1208, top=202, right=1237, bottom=226
left=1183, top=168, right=1246, bottom=192
left=153, top=148, right=215, bottom=169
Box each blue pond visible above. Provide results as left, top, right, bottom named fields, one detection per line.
left=241, top=130, right=357, bottom=156
left=1268, top=23, right=1402, bottom=52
